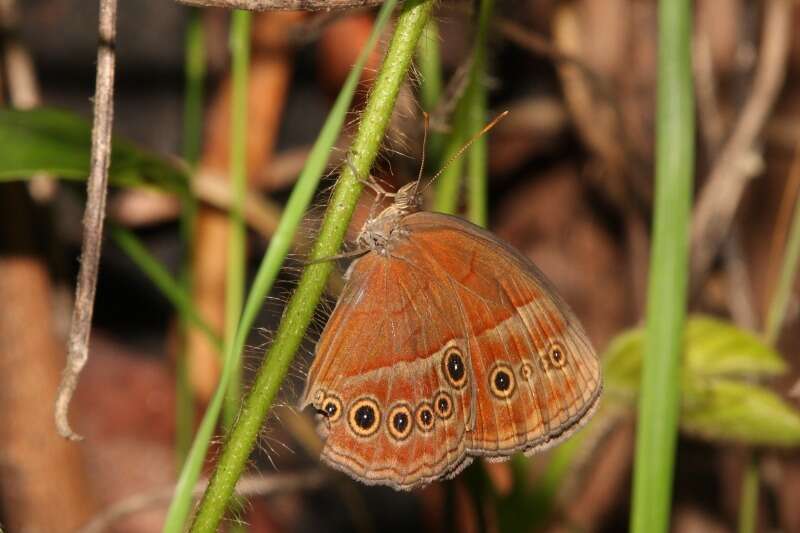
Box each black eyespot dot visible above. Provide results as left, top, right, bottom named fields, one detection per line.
left=355, top=405, right=375, bottom=429
left=438, top=397, right=448, bottom=412
left=393, top=412, right=408, bottom=432
left=433, top=391, right=454, bottom=419
left=489, top=364, right=516, bottom=399
left=387, top=404, right=413, bottom=440
left=442, top=346, right=468, bottom=389
left=318, top=395, right=342, bottom=422
left=420, top=409, right=432, bottom=425
left=547, top=343, right=568, bottom=368
left=416, top=402, right=435, bottom=432
left=348, top=398, right=381, bottom=437
left=494, top=370, right=511, bottom=391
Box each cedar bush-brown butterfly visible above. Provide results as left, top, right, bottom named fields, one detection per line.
left=301, top=113, right=602, bottom=490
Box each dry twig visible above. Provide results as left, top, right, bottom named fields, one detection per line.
left=78, top=471, right=327, bottom=533
left=110, top=173, right=284, bottom=237
left=177, top=0, right=387, bottom=10
left=54, top=0, right=118, bottom=440
left=690, top=0, right=792, bottom=290
left=496, top=14, right=648, bottom=203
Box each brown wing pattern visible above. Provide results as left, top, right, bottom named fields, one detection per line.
left=301, top=250, right=476, bottom=489
left=302, top=211, right=602, bottom=490
left=402, top=212, right=602, bottom=457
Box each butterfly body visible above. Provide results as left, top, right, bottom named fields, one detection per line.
left=302, top=184, right=602, bottom=490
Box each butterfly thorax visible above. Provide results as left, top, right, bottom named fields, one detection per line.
left=357, top=182, right=422, bottom=256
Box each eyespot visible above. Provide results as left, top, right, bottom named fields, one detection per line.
left=548, top=342, right=567, bottom=368
left=348, top=398, right=381, bottom=438
left=312, top=390, right=325, bottom=409
left=520, top=362, right=534, bottom=381
left=321, top=395, right=342, bottom=423
left=434, top=391, right=454, bottom=420
left=387, top=404, right=413, bottom=441
left=489, top=363, right=516, bottom=399
left=441, top=345, right=467, bottom=389
left=415, top=401, right=435, bottom=432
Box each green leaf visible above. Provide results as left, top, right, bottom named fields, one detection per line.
left=682, top=378, right=800, bottom=446
left=602, top=328, right=645, bottom=398
left=685, top=316, right=786, bottom=378
left=0, top=108, right=189, bottom=194
left=604, top=315, right=787, bottom=398
left=602, top=315, right=799, bottom=447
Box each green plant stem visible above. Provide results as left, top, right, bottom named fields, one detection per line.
left=739, top=172, right=800, bottom=533
left=434, top=110, right=467, bottom=214
left=466, top=0, right=492, bottom=227
left=223, top=10, right=251, bottom=428
left=629, top=0, right=694, bottom=532
left=176, top=6, right=206, bottom=467
left=188, top=2, right=434, bottom=531
left=182, top=9, right=206, bottom=166
left=417, top=18, right=444, bottom=166
left=162, top=3, right=397, bottom=530
left=434, top=1, right=493, bottom=219
left=737, top=454, right=760, bottom=533
left=110, top=225, right=221, bottom=350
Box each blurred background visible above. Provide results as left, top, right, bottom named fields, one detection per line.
left=2, top=0, right=800, bottom=531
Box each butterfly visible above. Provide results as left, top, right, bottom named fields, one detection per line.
left=301, top=114, right=602, bottom=490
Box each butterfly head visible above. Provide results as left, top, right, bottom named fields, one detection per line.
left=357, top=181, right=422, bottom=255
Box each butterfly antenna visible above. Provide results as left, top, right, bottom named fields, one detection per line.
left=424, top=110, right=509, bottom=191
left=412, top=111, right=430, bottom=198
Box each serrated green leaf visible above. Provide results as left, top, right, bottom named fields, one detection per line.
left=0, top=108, right=189, bottom=194
left=603, top=315, right=786, bottom=396
left=682, top=378, right=800, bottom=446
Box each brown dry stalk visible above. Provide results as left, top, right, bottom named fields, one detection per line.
left=55, top=0, right=118, bottom=440
left=500, top=10, right=640, bottom=206
left=187, top=10, right=304, bottom=402
left=0, top=188, right=95, bottom=532
left=177, top=0, right=387, bottom=11
left=690, top=0, right=792, bottom=290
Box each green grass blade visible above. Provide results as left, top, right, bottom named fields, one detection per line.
left=110, top=226, right=222, bottom=350
left=175, top=6, right=206, bottom=467
left=433, top=112, right=466, bottom=214
left=162, top=2, right=401, bottom=530
left=223, top=10, right=251, bottom=427
left=0, top=108, right=189, bottom=193
left=629, top=0, right=695, bottom=532
left=465, top=0, right=492, bottom=227
left=188, top=2, right=434, bottom=530
left=417, top=18, right=445, bottom=166
left=182, top=9, right=206, bottom=166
